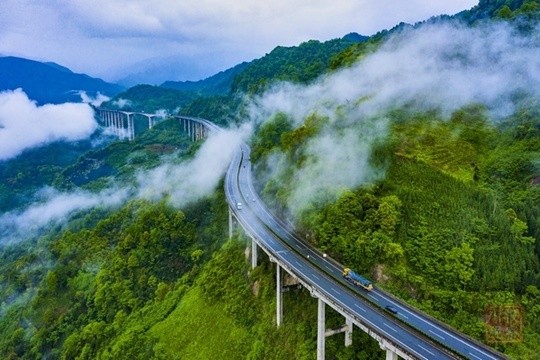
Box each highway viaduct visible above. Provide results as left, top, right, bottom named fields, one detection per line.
left=95, top=109, right=507, bottom=360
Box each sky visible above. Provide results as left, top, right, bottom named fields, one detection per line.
left=0, top=0, right=478, bottom=85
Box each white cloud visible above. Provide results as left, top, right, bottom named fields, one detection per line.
left=248, top=21, right=540, bottom=217
left=78, top=91, right=110, bottom=107
left=0, top=187, right=130, bottom=245
left=0, top=122, right=252, bottom=245
left=112, top=98, right=132, bottom=109
left=0, top=89, right=98, bottom=160
left=137, top=124, right=251, bottom=206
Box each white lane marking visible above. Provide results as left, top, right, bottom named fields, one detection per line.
left=354, top=303, right=367, bottom=312
left=324, top=265, right=333, bottom=272
left=293, top=260, right=303, bottom=269
left=399, top=313, right=409, bottom=319
left=367, top=293, right=378, bottom=301
left=417, top=345, right=435, bottom=356
left=295, top=244, right=302, bottom=249
left=311, top=274, right=320, bottom=281
left=382, top=297, right=498, bottom=359
left=429, top=329, right=445, bottom=340
left=383, top=322, right=397, bottom=333
left=469, top=352, right=483, bottom=360
left=330, top=287, right=341, bottom=296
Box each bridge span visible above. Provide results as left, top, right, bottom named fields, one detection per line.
left=95, top=109, right=213, bottom=142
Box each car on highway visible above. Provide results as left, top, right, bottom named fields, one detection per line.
left=385, top=305, right=398, bottom=314
left=236, top=202, right=242, bottom=210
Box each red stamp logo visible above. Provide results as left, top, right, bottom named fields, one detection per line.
left=484, top=304, right=523, bottom=344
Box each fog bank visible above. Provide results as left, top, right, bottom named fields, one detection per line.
left=0, top=89, right=97, bottom=161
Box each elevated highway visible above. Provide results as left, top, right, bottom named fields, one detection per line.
left=225, top=142, right=508, bottom=360
left=96, top=108, right=507, bottom=359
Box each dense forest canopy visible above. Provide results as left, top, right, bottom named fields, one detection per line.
left=1, top=0, right=540, bottom=359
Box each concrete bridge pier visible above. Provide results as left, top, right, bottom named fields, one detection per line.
left=345, top=318, right=353, bottom=347
left=145, top=115, right=154, bottom=129
left=117, top=113, right=123, bottom=137
left=228, top=207, right=233, bottom=239
left=251, top=238, right=258, bottom=269
left=276, top=264, right=283, bottom=326
left=385, top=349, right=398, bottom=360
left=317, top=298, right=326, bottom=360
left=127, top=114, right=134, bottom=141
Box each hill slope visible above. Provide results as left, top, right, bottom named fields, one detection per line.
left=0, top=56, right=124, bottom=104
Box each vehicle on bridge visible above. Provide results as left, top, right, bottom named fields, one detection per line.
left=342, top=268, right=373, bottom=291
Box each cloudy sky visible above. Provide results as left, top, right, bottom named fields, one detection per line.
left=0, top=0, right=478, bottom=85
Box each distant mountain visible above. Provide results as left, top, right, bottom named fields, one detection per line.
left=101, top=84, right=199, bottom=112
left=342, top=32, right=369, bottom=42
left=161, top=62, right=249, bottom=97
left=0, top=56, right=124, bottom=104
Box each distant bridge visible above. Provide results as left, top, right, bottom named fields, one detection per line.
left=95, top=109, right=212, bottom=141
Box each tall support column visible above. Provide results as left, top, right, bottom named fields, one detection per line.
left=385, top=349, right=398, bottom=360
left=251, top=238, right=258, bottom=269
left=345, top=318, right=353, bottom=347
left=317, top=298, right=325, bottom=360
left=276, top=264, right=282, bottom=327
left=228, top=207, right=233, bottom=239
left=116, top=113, right=120, bottom=138
left=126, top=114, right=134, bottom=141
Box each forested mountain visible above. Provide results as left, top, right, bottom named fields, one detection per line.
left=100, top=84, right=198, bottom=113
left=458, top=0, right=540, bottom=22
left=161, top=62, right=249, bottom=96
left=1, top=0, right=540, bottom=359
left=110, top=35, right=366, bottom=121
left=0, top=57, right=123, bottom=104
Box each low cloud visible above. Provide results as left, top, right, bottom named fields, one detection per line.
left=78, top=91, right=110, bottom=107
left=0, top=123, right=251, bottom=245
left=0, top=187, right=130, bottom=245
left=0, top=89, right=98, bottom=161
left=137, top=124, right=251, bottom=206
left=248, top=21, right=540, bottom=217
left=112, top=98, right=132, bottom=109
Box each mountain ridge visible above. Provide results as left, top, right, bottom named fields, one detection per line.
left=0, top=56, right=124, bottom=104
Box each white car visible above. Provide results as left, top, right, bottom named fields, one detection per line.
left=236, top=202, right=242, bottom=210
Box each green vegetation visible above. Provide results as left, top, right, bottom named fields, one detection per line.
left=102, top=84, right=198, bottom=112
left=55, top=118, right=193, bottom=190
left=460, top=0, right=540, bottom=23
left=251, top=102, right=540, bottom=357
left=2, top=1, right=540, bottom=359
left=231, top=38, right=362, bottom=94
left=0, top=138, right=100, bottom=212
